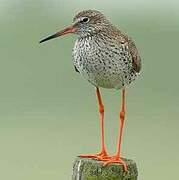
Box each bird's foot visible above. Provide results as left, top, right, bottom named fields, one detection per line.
left=103, top=155, right=128, bottom=171
left=79, top=150, right=111, bottom=161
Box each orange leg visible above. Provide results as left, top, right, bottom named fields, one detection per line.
left=103, top=89, right=128, bottom=171
left=80, top=87, right=110, bottom=161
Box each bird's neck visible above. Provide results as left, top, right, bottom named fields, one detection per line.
left=77, top=23, right=115, bottom=39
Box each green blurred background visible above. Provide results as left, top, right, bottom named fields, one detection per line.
left=0, top=0, right=179, bottom=179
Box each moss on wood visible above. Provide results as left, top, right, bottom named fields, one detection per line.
left=72, top=157, right=138, bottom=180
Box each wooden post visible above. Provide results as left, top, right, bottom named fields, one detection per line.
left=72, top=157, right=138, bottom=180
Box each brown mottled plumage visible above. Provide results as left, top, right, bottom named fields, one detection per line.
left=72, top=10, right=141, bottom=89
left=73, top=10, right=141, bottom=75
left=40, top=10, right=142, bottom=171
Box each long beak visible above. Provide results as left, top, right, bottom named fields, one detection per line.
left=39, top=25, right=76, bottom=43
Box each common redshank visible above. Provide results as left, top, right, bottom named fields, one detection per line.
left=40, top=10, right=141, bottom=171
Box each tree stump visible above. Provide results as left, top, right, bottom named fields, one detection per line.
left=72, top=157, right=138, bottom=180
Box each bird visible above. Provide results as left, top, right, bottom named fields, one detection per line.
left=39, top=10, right=141, bottom=171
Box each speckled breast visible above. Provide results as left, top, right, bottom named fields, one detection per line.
left=72, top=35, right=137, bottom=89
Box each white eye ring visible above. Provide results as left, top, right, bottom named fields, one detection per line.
left=81, top=17, right=90, bottom=23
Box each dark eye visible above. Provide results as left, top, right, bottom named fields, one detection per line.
left=81, top=17, right=89, bottom=23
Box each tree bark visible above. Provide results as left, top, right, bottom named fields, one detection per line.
left=72, top=157, right=138, bottom=180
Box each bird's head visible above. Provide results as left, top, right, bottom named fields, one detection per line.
left=39, top=10, right=110, bottom=43
left=72, top=10, right=110, bottom=37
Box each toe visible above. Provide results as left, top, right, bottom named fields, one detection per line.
left=102, top=157, right=128, bottom=171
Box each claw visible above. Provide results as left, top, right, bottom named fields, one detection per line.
left=79, top=151, right=111, bottom=161
left=103, top=156, right=128, bottom=171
